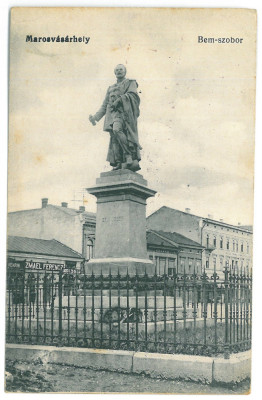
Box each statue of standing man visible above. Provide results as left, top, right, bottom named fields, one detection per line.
left=89, top=64, right=142, bottom=171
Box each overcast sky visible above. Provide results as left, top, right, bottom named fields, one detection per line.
left=8, top=7, right=256, bottom=225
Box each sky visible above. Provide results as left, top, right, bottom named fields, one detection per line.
left=8, top=7, right=256, bottom=225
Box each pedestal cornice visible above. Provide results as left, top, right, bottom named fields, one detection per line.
left=87, top=169, right=156, bottom=202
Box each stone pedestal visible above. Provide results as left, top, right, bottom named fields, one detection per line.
left=85, top=169, right=156, bottom=275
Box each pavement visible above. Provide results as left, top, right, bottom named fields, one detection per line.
left=5, top=360, right=250, bottom=394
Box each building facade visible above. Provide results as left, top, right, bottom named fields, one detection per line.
left=7, top=236, right=84, bottom=302
left=8, top=199, right=206, bottom=275
left=8, top=198, right=96, bottom=261
left=147, top=206, right=253, bottom=273
left=147, top=230, right=204, bottom=276
left=7, top=235, right=84, bottom=273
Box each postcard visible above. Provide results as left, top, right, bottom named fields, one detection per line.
left=6, top=7, right=256, bottom=394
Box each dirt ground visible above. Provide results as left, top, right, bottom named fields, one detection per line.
left=5, top=360, right=250, bottom=394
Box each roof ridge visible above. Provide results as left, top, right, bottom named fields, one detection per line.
left=150, top=229, right=203, bottom=248
left=52, top=239, right=83, bottom=258
left=147, top=206, right=252, bottom=233
left=147, top=206, right=167, bottom=218
left=148, top=229, right=180, bottom=249
left=9, top=235, right=53, bottom=242
left=49, top=205, right=78, bottom=214
left=8, top=208, right=42, bottom=214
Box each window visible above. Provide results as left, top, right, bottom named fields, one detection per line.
left=86, top=239, right=94, bottom=260
left=206, top=234, right=209, bottom=248
left=159, top=258, right=166, bottom=275
left=180, top=258, right=185, bottom=273
left=241, top=243, right=244, bottom=252
left=233, top=240, right=235, bottom=251
left=189, top=258, right=193, bottom=273
left=220, top=237, right=223, bottom=249
left=213, top=236, right=217, bottom=247
left=226, top=239, right=230, bottom=250
left=168, top=258, right=176, bottom=276
left=247, top=243, right=249, bottom=254
left=236, top=241, right=239, bottom=252
left=196, top=260, right=201, bottom=274
left=206, top=259, right=209, bottom=269
left=213, top=257, right=217, bottom=268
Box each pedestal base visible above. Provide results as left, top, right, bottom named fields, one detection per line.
left=85, top=257, right=155, bottom=276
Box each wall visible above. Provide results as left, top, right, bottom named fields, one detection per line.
left=147, top=207, right=201, bottom=243
left=202, top=222, right=253, bottom=271
left=8, top=207, right=83, bottom=254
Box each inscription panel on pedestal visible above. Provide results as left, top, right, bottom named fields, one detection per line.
left=102, top=216, right=124, bottom=223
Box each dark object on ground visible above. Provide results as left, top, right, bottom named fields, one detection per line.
left=5, top=360, right=54, bottom=392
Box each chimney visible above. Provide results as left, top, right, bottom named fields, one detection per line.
left=61, top=202, right=68, bottom=208
left=42, top=198, right=48, bottom=208
left=185, top=208, right=191, bottom=213
left=219, top=218, right=223, bottom=222
left=238, top=222, right=241, bottom=226
left=208, top=214, right=213, bottom=219
left=79, top=206, right=85, bottom=212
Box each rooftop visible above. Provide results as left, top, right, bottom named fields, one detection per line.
left=148, top=206, right=253, bottom=234
left=147, top=230, right=204, bottom=249
left=9, top=204, right=96, bottom=222
left=7, top=236, right=83, bottom=259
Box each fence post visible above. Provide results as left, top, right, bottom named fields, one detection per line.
left=211, top=267, right=219, bottom=354
left=201, top=268, right=208, bottom=352
left=192, top=267, right=198, bottom=353
left=224, top=263, right=230, bottom=359
left=173, top=268, right=177, bottom=353
left=154, top=265, right=158, bottom=352
left=58, top=270, right=63, bottom=340
left=249, top=267, right=252, bottom=347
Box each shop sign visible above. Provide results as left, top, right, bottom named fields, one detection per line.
left=7, top=259, right=24, bottom=269
left=63, top=268, right=76, bottom=275
left=7, top=258, right=77, bottom=273
left=25, top=261, right=65, bottom=271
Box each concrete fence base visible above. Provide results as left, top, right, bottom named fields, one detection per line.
left=5, top=344, right=251, bottom=385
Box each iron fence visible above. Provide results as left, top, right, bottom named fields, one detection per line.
left=6, top=266, right=252, bottom=358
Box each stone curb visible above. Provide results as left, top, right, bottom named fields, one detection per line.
left=5, top=344, right=134, bottom=373
left=5, top=344, right=251, bottom=384
left=133, top=352, right=214, bottom=383
left=213, top=351, right=252, bottom=384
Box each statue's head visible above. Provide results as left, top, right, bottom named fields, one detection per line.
left=114, top=64, right=127, bottom=79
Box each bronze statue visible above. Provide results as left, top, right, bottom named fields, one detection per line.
left=89, top=64, right=142, bottom=171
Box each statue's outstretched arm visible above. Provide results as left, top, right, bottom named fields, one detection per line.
left=93, top=88, right=110, bottom=122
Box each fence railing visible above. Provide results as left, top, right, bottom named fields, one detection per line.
left=6, top=266, right=252, bottom=358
